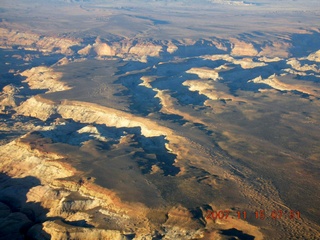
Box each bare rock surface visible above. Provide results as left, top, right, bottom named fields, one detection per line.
left=0, top=0, right=320, bottom=239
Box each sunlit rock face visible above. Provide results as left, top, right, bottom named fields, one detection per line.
left=0, top=0, right=320, bottom=239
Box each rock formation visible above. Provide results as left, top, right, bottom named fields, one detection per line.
left=1, top=1, right=320, bottom=239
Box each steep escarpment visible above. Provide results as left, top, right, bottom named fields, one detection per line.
left=20, top=66, right=71, bottom=93
left=250, top=74, right=320, bottom=98
left=0, top=134, right=264, bottom=240
left=16, top=97, right=171, bottom=137
left=182, top=79, right=236, bottom=103
left=230, top=38, right=259, bottom=56
left=0, top=137, right=145, bottom=239
left=0, top=84, right=21, bottom=113
left=1, top=4, right=320, bottom=237
left=0, top=28, right=81, bottom=55
left=15, top=96, right=217, bottom=175
left=2, top=26, right=317, bottom=62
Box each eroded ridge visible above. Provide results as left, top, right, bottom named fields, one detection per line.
left=1, top=0, right=320, bottom=239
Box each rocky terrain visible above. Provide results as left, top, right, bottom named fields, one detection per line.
left=1, top=0, right=320, bottom=239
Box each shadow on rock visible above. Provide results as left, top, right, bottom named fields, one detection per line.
left=220, top=228, right=255, bottom=240
left=0, top=173, right=51, bottom=240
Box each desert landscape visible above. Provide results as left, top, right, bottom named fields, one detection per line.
left=0, top=0, right=320, bottom=239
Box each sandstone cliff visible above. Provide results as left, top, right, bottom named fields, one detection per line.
left=0, top=28, right=80, bottom=55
